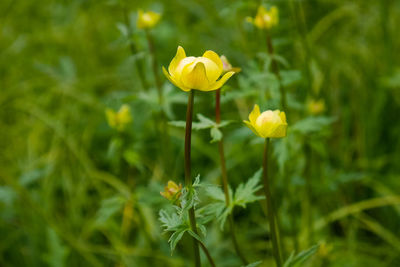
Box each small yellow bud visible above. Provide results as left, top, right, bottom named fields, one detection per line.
left=160, top=181, right=182, bottom=202
left=307, top=99, right=326, bottom=115
left=244, top=104, right=287, bottom=138
left=105, top=104, right=132, bottom=131
left=163, top=46, right=235, bottom=92
left=220, top=55, right=241, bottom=74
left=248, top=6, right=279, bottom=30
left=137, top=10, right=161, bottom=29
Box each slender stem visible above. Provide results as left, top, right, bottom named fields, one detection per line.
left=265, top=31, right=287, bottom=111
left=262, top=138, right=282, bottom=267
left=145, top=29, right=163, bottom=105
left=199, top=241, right=216, bottom=267
left=184, top=91, right=201, bottom=267
left=121, top=3, right=148, bottom=91
left=216, top=89, right=248, bottom=264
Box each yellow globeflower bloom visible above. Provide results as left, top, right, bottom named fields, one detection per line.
left=244, top=104, right=287, bottom=138
left=307, top=99, right=326, bottom=115
left=160, top=180, right=182, bottom=202
left=247, top=6, right=279, bottom=30
left=105, top=104, right=132, bottom=131
left=220, top=55, right=241, bottom=74
left=137, top=10, right=161, bottom=29
left=162, top=46, right=235, bottom=92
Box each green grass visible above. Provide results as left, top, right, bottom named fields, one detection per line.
left=1, top=0, right=400, bottom=266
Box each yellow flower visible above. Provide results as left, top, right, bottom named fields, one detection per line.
left=247, top=6, right=279, bottom=30
left=137, top=10, right=161, bottom=29
left=307, top=99, right=325, bottom=115
left=220, top=55, right=241, bottom=74
left=162, top=46, right=235, bottom=92
left=105, top=104, right=132, bottom=131
left=244, top=104, right=287, bottom=138
left=160, top=181, right=182, bottom=202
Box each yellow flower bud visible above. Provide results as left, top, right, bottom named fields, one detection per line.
left=160, top=180, right=182, bottom=202
left=220, top=55, right=241, bottom=74
left=105, top=104, right=132, bottom=131
left=137, top=10, right=161, bottom=29
left=244, top=104, right=287, bottom=138
left=248, top=6, right=279, bottom=30
left=307, top=99, right=326, bottom=115
left=163, top=46, right=235, bottom=92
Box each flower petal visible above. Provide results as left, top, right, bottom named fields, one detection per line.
left=168, top=46, right=186, bottom=77
left=162, top=66, right=190, bottom=91
left=207, top=71, right=234, bottom=91
left=203, top=50, right=223, bottom=71
left=244, top=120, right=261, bottom=137
left=249, top=104, right=261, bottom=124
left=279, top=111, right=287, bottom=124
left=269, top=123, right=287, bottom=138
left=181, top=62, right=210, bottom=90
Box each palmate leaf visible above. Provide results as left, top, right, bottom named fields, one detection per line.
left=202, top=169, right=264, bottom=229
left=233, top=169, right=264, bottom=208
left=291, top=116, right=336, bottom=135
left=283, top=244, right=320, bottom=267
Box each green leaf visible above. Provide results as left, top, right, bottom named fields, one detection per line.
left=283, top=244, right=320, bottom=267
left=233, top=169, right=264, bottom=208
left=95, top=196, right=125, bottom=226
left=43, top=228, right=69, bottom=267
left=291, top=116, right=336, bottom=135
left=210, top=127, right=223, bottom=143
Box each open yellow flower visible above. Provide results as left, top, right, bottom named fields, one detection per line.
left=137, top=10, right=161, bottom=29
left=244, top=104, right=287, bottom=138
left=247, top=6, right=279, bottom=30
left=105, top=104, right=132, bottom=132
left=160, top=180, right=182, bottom=202
left=163, top=46, right=235, bottom=92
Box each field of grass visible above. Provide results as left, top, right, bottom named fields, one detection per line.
left=1, top=0, right=400, bottom=266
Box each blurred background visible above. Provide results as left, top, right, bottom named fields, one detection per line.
left=1, top=0, right=400, bottom=266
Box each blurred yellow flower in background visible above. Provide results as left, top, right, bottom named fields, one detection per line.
left=163, top=46, right=235, bottom=92
left=105, top=104, right=132, bottom=132
left=244, top=104, right=287, bottom=138
left=137, top=10, right=161, bottom=29
left=220, top=55, right=241, bottom=74
left=160, top=180, right=182, bottom=202
left=307, top=99, right=326, bottom=115
left=247, top=6, right=279, bottom=30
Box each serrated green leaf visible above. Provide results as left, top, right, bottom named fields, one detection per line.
left=233, top=169, right=264, bottom=208
left=168, top=228, right=188, bottom=253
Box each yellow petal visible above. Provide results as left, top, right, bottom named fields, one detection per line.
left=168, top=46, right=186, bottom=77
left=162, top=66, right=190, bottom=91
left=181, top=62, right=210, bottom=90
left=269, top=123, right=287, bottom=138
left=207, top=71, right=234, bottom=91
left=249, top=104, right=261, bottom=124
left=105, top=109, right=116, bottom=128
left=244, top=120, right=261, bottom=137
left=202, top=50, right=223, bottom=72
left=279, top=111, right=287, bottom=124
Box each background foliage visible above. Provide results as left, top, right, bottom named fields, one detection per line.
left=1, top=0, right=400, bottom=266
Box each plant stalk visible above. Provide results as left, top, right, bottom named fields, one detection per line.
left=184, top=90, right=201, bottom=267
left=216, top=89, right=248, bottom=264
left=265, top=31, right=287, bottom=111
left=145, top=29, right=163, bottom=105
left=262, top=138, right=282, bottom=267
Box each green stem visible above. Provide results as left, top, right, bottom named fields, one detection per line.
left=262, top=138, right=282, bottom=267
left=184, top=90, right=201, bottom=267
left=121, top=3, right=148, bottom=91
left=216, top=89, right=249, bottom=265
left=145, top=29, right=163, bottom=105
left=265, top=31, right=287, bottom=111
